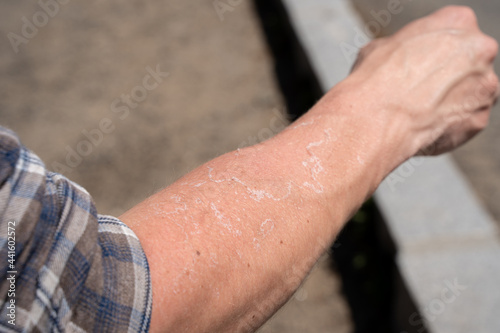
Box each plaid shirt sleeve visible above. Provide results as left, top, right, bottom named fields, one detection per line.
left=0, top=126, right=152, bottom=332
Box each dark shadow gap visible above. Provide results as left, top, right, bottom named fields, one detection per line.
left=252, top=0, right=323, bottom=121
left=333, top=201, right=428, bottom=333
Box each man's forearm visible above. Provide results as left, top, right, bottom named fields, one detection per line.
left=121, top=80, right=408, bottom=332
left=121, top=6, right=499, bottom=332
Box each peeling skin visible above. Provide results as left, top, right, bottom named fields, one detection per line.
left=120, top=13, right=497, bottom=331
left=178, top=123, right=336, bottom=221
left=215, top=288, right=220, bottom=300
left=209, top=252, right=219, bottom=268
left=253, top=219, right=276, bottom=250
left=162, top=195, right=188, bottom=216
left=171, top=265, right=199, bottom=295
left=163, top=124, right=338, bottom=287
left=210, top=202, right=242, bottom=237
left=195, top=127, right=335, bottom=207
left=153, top=126, right=338, bottom=290
left=301, top=129, right=333, bottom=194
left=260, top=219, right=275, bottom=234
left=169, top=245, right=201, bottom=295
left=291, top=115, right=321, bottom=129
left=206, top=166, right=292, bottom=202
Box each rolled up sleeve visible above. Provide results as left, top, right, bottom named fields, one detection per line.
left=0, top=126, right=152, bottom=332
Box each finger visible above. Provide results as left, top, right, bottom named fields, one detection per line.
left=393, top=6, right=479, bottom=42
left=476, top=69, right=500, bottom=104
left=432, top=6, right=479, bottom=31
left=475, top=34, right=499, bottom=64
left=469, top=106, right=491, bottom=131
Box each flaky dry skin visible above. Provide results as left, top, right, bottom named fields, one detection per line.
left=121, top=6, right=499, bottom=333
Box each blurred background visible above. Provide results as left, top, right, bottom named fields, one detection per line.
left=1, top=0, right=499, bottom=332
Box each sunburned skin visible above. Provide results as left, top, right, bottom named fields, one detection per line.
left=164, top=121, right=339, bottom=257
left=162, top=195, right=188, bottom=216
left=206, top=166, right=293, bottom=202
left=291, top=115, right=321, bottom=129
left=200, top=121, right=336, bottom=200
left=210, top=202, right=242, bottom=237
left=145, top=120, right=345, bottom=325
left=150, top=115, right=349, bottom=299
left=118, top=8, right=500, bottom=332
left=301, top=129, right=335, bottom=193
left=156, top=124, right=339, bottom=286
left=253, top=219, right=275, bottom=250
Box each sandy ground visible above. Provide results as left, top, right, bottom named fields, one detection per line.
left=0, top=0, right=352, bottom=331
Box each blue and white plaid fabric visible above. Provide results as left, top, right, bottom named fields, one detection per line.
left=0, top=126, right=152, bottom=332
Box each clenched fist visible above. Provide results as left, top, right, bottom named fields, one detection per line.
left=348, top=6, right=499, bottom=157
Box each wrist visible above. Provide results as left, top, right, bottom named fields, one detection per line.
left=326, top=77, right=417, bottom=177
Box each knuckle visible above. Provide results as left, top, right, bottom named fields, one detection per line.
left=490, top=74, right=499, bottom=93
left=473, top=112, right=491, bottom=130
left=451, top=6, right=476, bottom=19
left=481, top=35, right=499, bottom=59
left=481, top=72, right=499, bottom=96
left=442, top=6, right=477, bottom=26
